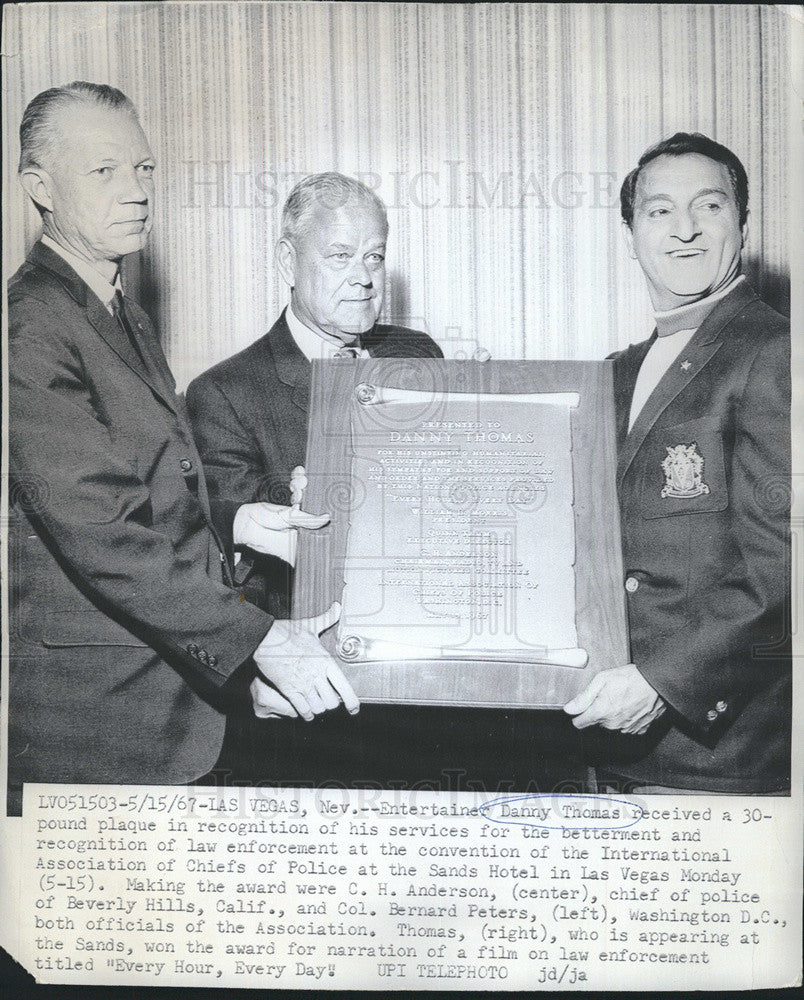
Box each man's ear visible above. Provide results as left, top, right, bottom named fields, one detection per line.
left=20, top=168, right=54, bottom=214
left=275, top=238, right=296, bottom=289
left=741, top=213, right=749, bottom=249
left=621, top=220, right=637, bottom=260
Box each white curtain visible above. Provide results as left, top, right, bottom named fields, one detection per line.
left=2, top=3, right=791, bottom=389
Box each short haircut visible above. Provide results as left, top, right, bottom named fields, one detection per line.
left=19, top=81, right=136, bottom=173
left=620, top=132, right=749, bottom=229
left=280, top=172, right=388, bottom=245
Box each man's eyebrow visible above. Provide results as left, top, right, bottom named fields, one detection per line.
left=83, top=157, right=119, bottom=171
left=638, top=188, right=730, bottom=206
left=637, top=192, right=673, bottom=206
left=690, top=187, right=730, bottom=200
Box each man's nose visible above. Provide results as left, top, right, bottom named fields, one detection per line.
left=118, top=166, right=150, bottom=203
left=348, top=258, right=372, bottom=285
left=671, top=208, right=700, bottom=242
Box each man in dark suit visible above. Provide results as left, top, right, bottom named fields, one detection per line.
left=187, top=173, right=442, bottom=615
left=565, top=133, right=790, bottom=793
left=186, top=173, right=456, bottom=784
left=7, top=84, right=357, bottom=815
left=186, top=175, right=590, bottom=793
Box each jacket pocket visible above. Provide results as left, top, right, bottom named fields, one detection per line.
left=641, top=418, right=728, bottom=519
left=11, top=527, right=149, bottom=648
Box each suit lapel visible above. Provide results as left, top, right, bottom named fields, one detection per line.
left=617, top=280, right=759, bottom=487
left=613, top=338, right=653, bottom=448
left=124, top=297, right=180, bottom=403
left=365, top=326, right=392, bottom=357
left=84, top=301, right=177, bottom=413
left=29, top=242, right=178, bottom=414
left=617, top=337, right=724, bottom=486
left=269, top=310, right=312, bottom=414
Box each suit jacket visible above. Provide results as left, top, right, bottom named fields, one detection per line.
left=7, top=242, right=272, bottom=800
left=605, top=280, right=791, bottom=792
left=185, top=309, right=443, bottom=613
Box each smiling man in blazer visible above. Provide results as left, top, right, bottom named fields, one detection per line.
left=565, top=133, right=790, bottom=794
left=7, top=83, right=358, bottom=814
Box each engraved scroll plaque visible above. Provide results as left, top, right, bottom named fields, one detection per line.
left=295, top=359, right=628, bottom=709
left=337, top=388, right=587, bottom=667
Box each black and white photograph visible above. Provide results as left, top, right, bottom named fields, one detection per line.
left=1, top=1, right=800, bottom=992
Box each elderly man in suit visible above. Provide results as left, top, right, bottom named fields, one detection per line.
left=7, top=83, right=357, bottom=814
left=565, top=133, right=790, bottom=794
left=191, top=174, right=571, bottom=788
left=186, top=174, right=589, bottom=793
left=187, top=173, right=442, bottom=616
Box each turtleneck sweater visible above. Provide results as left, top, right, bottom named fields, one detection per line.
left=627, top=275, right=745, bottom=432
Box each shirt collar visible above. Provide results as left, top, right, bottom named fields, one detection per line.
left=41, top=235, right=122, bottom=313
left=654, top=274, right=746, bottom=338
left=285, top=303, right=368, bottom=360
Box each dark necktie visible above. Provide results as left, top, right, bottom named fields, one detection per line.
left=111, top=290, right=150, bottom=371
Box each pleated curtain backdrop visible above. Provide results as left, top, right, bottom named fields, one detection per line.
left=2, top=3, right=791, bottom=389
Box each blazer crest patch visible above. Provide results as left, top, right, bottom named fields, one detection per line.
left=660, top=442, right=711, bottom=499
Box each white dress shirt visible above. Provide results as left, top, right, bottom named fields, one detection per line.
left=285, top=303, right=369, bottom=360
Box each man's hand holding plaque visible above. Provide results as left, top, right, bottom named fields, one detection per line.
left=564, top=664, right=666, bottom=735
left=252, top=602, right=360, bottom=721
left=234, top=498, right=328, bottom=567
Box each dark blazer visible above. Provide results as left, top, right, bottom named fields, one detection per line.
left=606, top=280, right=790, bottom=792
left=186, top=309, right=443, bottom=613
left=7, top=242, right=271, bottom=803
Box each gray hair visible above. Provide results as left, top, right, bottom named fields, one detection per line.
left=280, top=172, right=388, bottom=245
left=19, top=81, right=136, bottom=173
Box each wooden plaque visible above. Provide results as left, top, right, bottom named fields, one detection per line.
left=294, top=359, right=628, bottom=708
